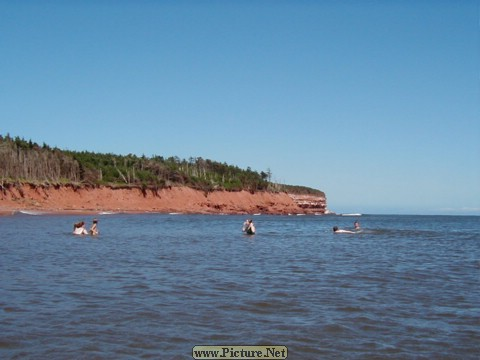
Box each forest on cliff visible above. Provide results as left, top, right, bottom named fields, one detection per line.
left=0, top=134, right=324, bottom=196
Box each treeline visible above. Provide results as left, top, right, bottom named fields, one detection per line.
left=0, top=135, right=80, bottom=183
left=0, top=134, right=324, bottom=196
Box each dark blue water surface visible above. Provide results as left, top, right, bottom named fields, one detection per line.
left=1, top=213, right=479, bottom=359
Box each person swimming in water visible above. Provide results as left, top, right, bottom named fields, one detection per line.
left=243, top=219, right=256, bottom=235
left=354, top=220, right=360, bottom=230
left=89, top=219, right=99, bottom=236
left=73, top=221, right=88, bottom=235
left=242, top=219, right=249, bottom=232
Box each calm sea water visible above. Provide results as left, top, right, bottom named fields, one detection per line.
left=0, top=213, right=479, bottom=359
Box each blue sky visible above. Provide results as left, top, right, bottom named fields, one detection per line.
left=1, top=0, right=479, bottom=215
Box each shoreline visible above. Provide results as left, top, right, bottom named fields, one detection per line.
left=0, top=209, right=320, bottom=217
left=0, top=208, right=278, bottom=217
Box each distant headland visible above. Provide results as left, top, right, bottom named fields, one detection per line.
left=0, top=134, right=327, bottom=215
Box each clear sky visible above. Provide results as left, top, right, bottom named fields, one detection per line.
left=1, top=0, right=479, bottom=215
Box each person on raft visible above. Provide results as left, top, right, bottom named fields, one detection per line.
left=333, top=226, right=355, bottom=234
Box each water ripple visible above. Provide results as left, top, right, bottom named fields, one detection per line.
left=0, top=214, right=478, bottom=359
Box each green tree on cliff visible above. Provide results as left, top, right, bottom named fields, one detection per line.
left=0, top=134, right=323, bottom=197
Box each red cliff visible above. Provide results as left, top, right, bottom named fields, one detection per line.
left=0, top=183, right=327, bottom=215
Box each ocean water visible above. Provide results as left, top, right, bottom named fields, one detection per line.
left=0, top=213, right=479, bottom=360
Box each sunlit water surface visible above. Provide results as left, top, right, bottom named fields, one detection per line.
left=1, top=213, right=479, bottom=359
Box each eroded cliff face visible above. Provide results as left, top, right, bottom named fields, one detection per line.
left=288, top=193, right=327, bottom=214
left=0, top=184, right=327, bottom=215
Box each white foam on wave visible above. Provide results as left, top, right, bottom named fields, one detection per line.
left=17, top=210, right=45, bottom=216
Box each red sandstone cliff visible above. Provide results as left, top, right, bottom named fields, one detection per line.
left=288, top=194, right=327, bottom=214
left=0, top=184, right=327, bottom=215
